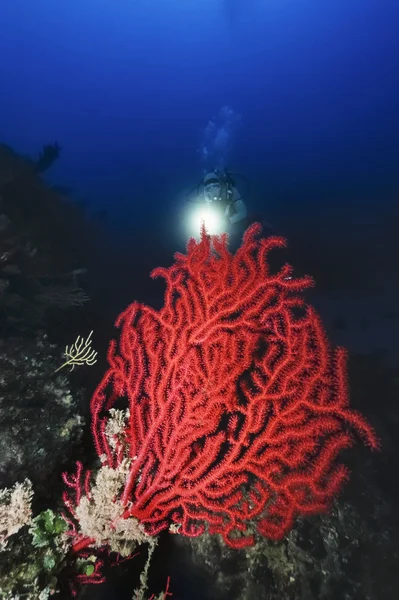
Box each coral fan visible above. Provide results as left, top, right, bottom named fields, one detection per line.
left=85, top=224, right=377, bottom=548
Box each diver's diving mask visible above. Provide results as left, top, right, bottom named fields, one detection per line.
left=204, top=178, right=222, bottom=203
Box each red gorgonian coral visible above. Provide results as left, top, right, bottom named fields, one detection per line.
left=88, top=223, right=378, bottom=548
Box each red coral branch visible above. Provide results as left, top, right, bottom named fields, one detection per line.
left=61, top=461, right=96, bottom=553
left=148, top=577, right=172, bottom=600
left=90, top=223, right=378, bottom=547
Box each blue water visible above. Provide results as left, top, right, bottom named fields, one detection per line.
left=1, top=0, right=398, bottom=236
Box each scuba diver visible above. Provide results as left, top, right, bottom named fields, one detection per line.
left=201, top=169, right=247, bottom=227
left=184, top=168, right=248, bottom=241
left=181, top=167, right=273, bottom=252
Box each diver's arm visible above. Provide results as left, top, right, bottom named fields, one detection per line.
left=225, top=185, right=247, bottom=224
left=226, top=186, right=247, bottom=224
left=229, top=199, right=247, bottom=224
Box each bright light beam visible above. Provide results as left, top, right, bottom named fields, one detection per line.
left=185, top=202, right=227, bottom=239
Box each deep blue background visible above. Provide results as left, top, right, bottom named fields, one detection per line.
left=1, top=0, right=398, bottom=231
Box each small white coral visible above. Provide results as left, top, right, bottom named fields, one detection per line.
left=0, top=479, right=33, bottom=550
left=105, top=408, right=130, bottom=452
left=75, top=460, right=149, bottom=556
